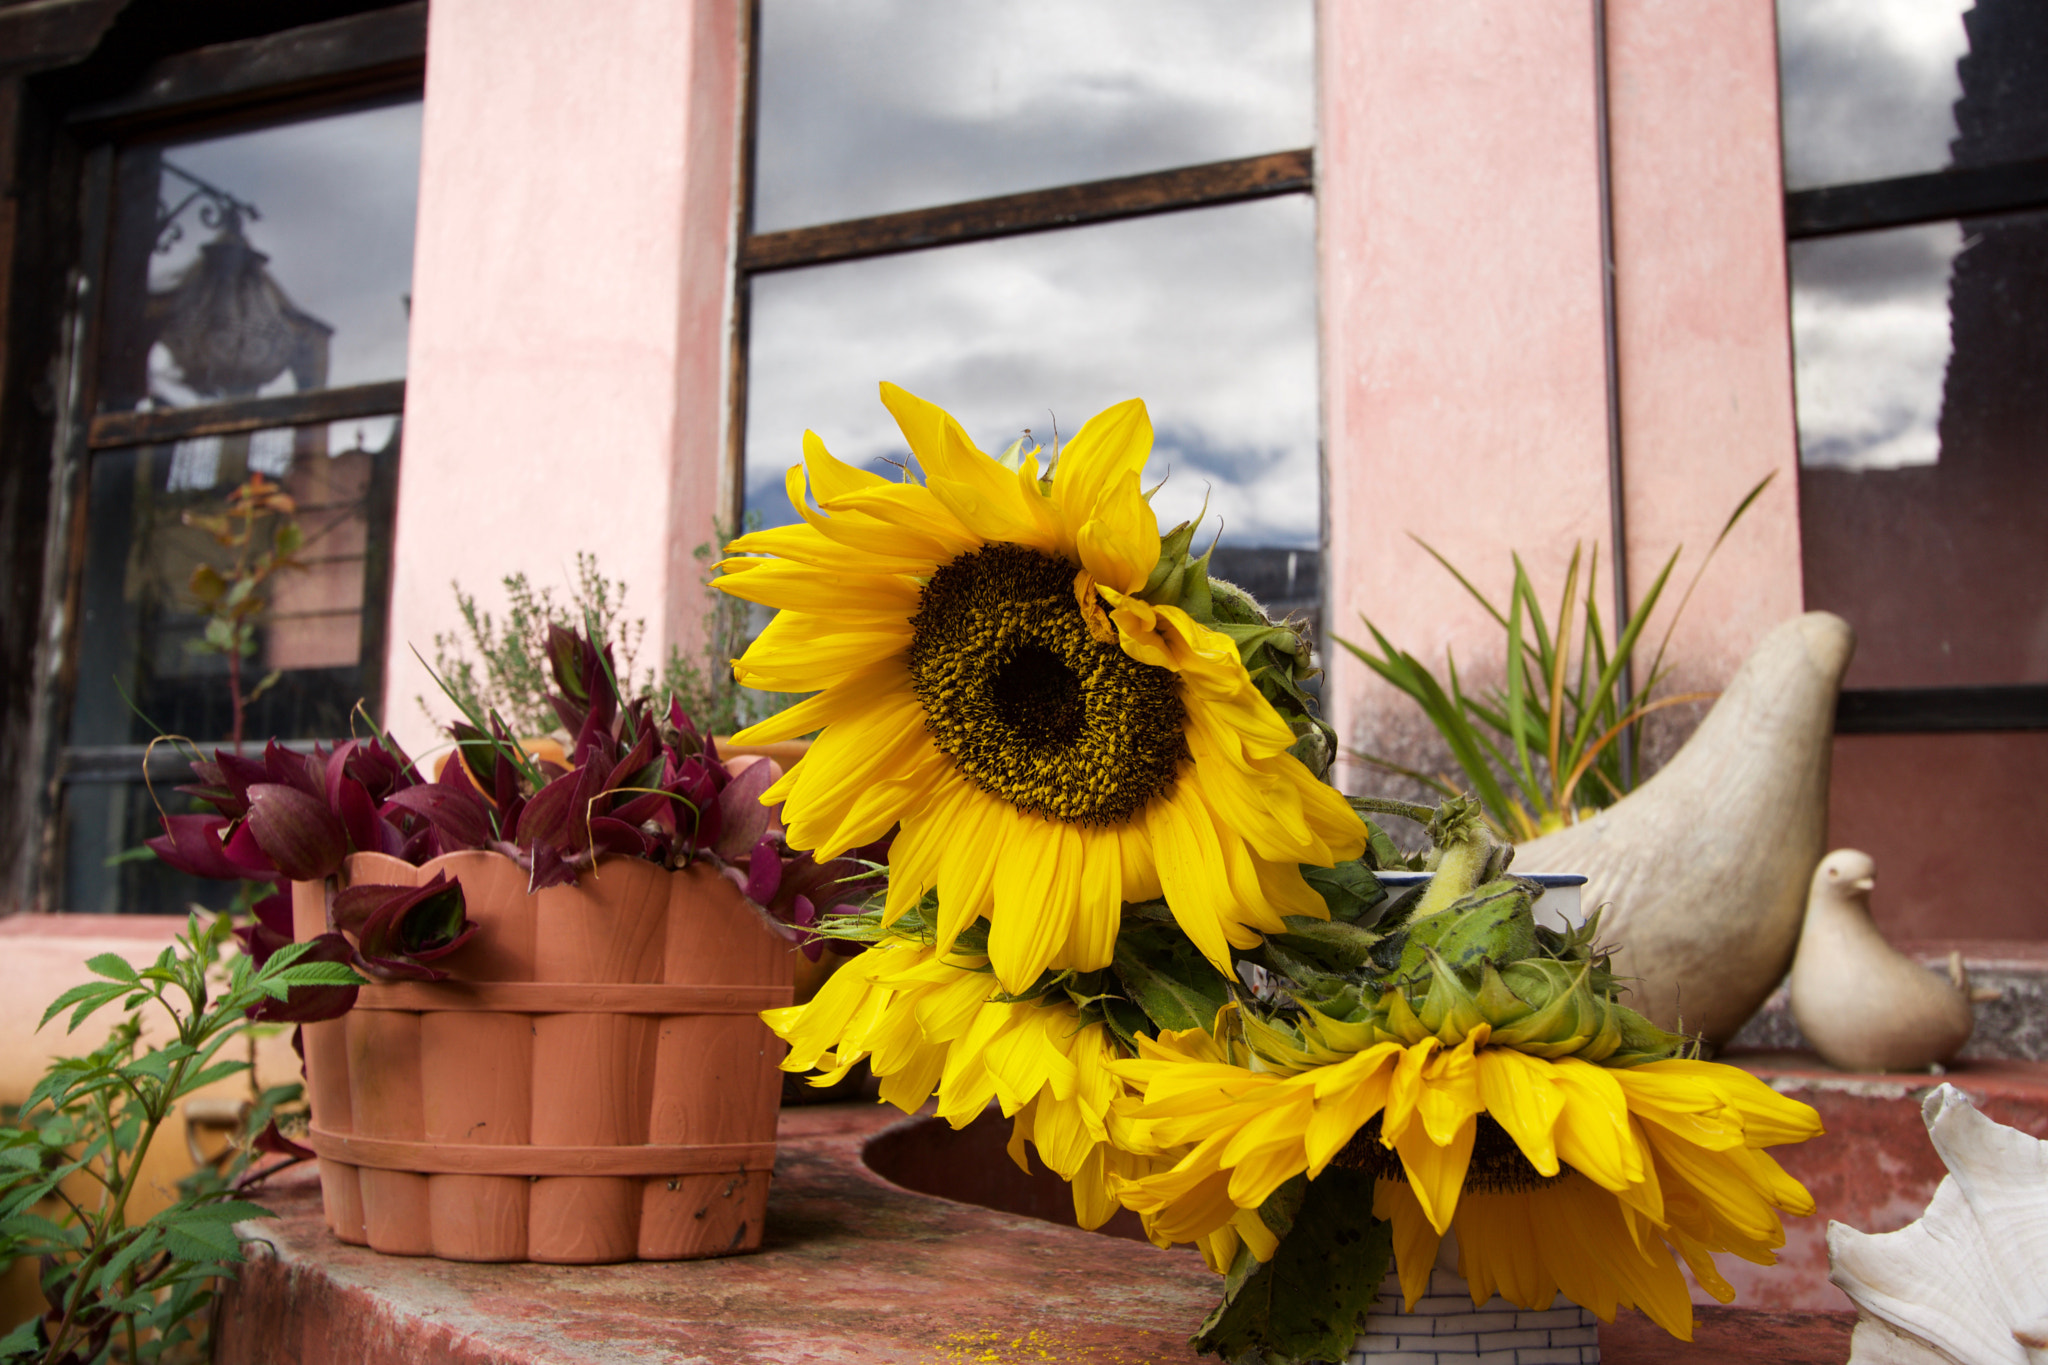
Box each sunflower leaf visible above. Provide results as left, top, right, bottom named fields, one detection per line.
left=1192, top=1167, right=1391, bottom=1364
left=1299, top=860, right=1386, bottom=926
left=1113, top=923, right=1231, bottom=1034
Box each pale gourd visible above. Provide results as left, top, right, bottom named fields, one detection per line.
left=1512, top=611, right=1855, bottom=1048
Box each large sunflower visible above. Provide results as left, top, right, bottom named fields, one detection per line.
left=717, top=384, right=1363, bottom=991
left=1111, top=1003, right=1823, bottom=1340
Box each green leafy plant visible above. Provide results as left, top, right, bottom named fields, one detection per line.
left=1337, top=475, right=1771, bottom=840
left=423, top=551, right=644, bottom=738
left=181, top=474, right=305, bottom=752
left=0, top=915, right=363, bottom=1364
left=422, top=543, right=799, bottom=743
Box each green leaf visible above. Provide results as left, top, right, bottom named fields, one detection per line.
left=38, top=981, right=128, bottom=1032
left=1192, top=1166, right=1391, bottom=1364
left=162, top=1218, right=244, bottom=1263
left=85, top=953, right=139, bottom=984
left=0, top=1316, right=43, bottom=1359
left=1270, top=917, right=1384, bottom=975
left=1112, top=923, right=1231, bottom=1034
left=1299, top=860, right=1385, bottom=926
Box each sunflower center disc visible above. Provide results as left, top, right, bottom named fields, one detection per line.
left=1331, top=1112, right=1570, bottom=1194
left=908, top=543, right=1188, bottom=824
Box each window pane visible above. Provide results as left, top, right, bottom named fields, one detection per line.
left=745, top=195, right=1318, bottom=551
left=1794, top=209, right=2048, bottom=688
left=1778, top=0, right=2048, bottom=192
left=58, top=779, right=245, bottom=917
left=67, top=419, right=400, bottom=748
left=97, top=100, right=421, bottom=412
left=753, top=0, right=1314, bottom=232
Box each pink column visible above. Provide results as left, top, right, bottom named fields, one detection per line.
left=1605, top=0, right=1803, bottom=696
left=1319, top=1, right=1613, bottom=787
left=385, top=0, right=743, bottom=754
left=1319, top=0, right=1803, bottom=794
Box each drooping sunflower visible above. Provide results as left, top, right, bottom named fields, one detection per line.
left=1111, top=993, right=1824, bottom=1341
left=717, top=384, right=1364, bottom=992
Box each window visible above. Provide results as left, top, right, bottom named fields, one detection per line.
left=1777, top=0, right=2048, bottom=938
left=733, top=1, right=1323, bottom=631
left=20, top=7, right=427, bottom=913
left=1779, top=0, right=2048, bottom=728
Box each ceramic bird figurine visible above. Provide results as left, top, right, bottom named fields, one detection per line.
left=1789, top=849, right=1975, bottom=1073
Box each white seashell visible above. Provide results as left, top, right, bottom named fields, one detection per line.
left=1828, top=1084, right=2048, bottom=1364
left=1513, top=612, right=1855, bottom=1047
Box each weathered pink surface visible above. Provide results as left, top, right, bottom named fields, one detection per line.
left=215, top=1103, right=1222, bottom=1364
left=385, top=0, right=742, bottom=759
left=1318, top=0, right=1803, bottom=782
left=1716, top=1052, right=2048, bottom=1313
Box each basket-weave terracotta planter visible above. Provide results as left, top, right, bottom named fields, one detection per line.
left=289, top=849, right=793, bottom=1263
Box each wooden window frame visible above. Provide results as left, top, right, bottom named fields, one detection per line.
left=17, top=4, right=427, bottom=911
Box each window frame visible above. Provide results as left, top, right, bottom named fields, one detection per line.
left=17, top=3, right=428, bottom=911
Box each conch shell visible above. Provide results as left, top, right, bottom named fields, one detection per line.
left=1828, top=1084, right=2048, bottom=1364
left=1513, top=612, right=1855, bottom=1047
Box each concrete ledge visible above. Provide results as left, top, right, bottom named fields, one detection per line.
left=217, top=1097, right=1876, bottom=1364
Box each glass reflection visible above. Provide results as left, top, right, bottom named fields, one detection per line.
left=67, top=419, right=400, bottom=749
left=745, top=196, right=1318, bottom=553
left=753, top=0, right=1313, bottom=231
left=98, top=100, right=421, bottom=411
left=1796, top=208, right=2048, bottom=688
left=1778, top=0, right=2048, bottom=191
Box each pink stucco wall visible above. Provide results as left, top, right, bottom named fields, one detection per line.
left=385, top=0, right=743, bottom=757
left=1320, top=0, right=1803, bottom=792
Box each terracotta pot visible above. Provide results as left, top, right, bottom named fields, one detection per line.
left=290, top=850, right=793, bottom=1264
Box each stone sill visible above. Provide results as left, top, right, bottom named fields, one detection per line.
left=216, top=1098, right=1867, bottom=1365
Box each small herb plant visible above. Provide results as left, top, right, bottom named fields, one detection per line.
left=1337, top=474, right=1771, bottom=839
left=0, top=915, right=363, bottom=1365
left=422, top=544, right=800, bottom=744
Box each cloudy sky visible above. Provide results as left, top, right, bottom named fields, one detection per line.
left=744, top=0, right=1318, bottom=549
left=1778, top=0, right=1973, bottom=471
left=143, top=98, right=421, bottom=404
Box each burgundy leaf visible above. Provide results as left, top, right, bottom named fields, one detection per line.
left=333, top=772, right=384, bottom=857
left=525, top=840, right=583, bottom=891
left=222, top=820, right=281, bottom=879
left=147, top=814, right=269, bottom=882
left=251, top=1119, right=314, bottom=1160
left=262, top=740, right=324, bottom=801
left=245, top=783, right=349, bottom=882
left=333, top=873, right=472, bottom=960
left=248, top=931, right=360, bottom=1023
left=714, top=759, right=782, bottom=861
left=235, top=889, right=296, bottom=967
left=792, top=895, right=824, bottom=962
left=587, top=816, right=650, bottom=858
left=381, top=784, right=494, bottom=851
left=743, top=836, right=783, bottom=906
